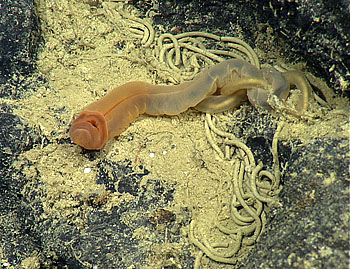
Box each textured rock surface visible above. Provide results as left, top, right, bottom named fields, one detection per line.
left=238, top=138, right=350, bottom=268
left=0, top=0, right=40, bottom=97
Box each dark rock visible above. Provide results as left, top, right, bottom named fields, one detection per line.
left=238, top=137, right=350, bottom=268
left=0, top=0, right=40, bottom=97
